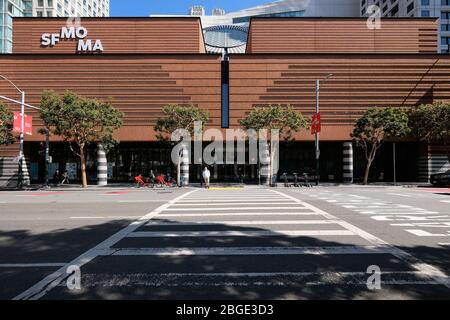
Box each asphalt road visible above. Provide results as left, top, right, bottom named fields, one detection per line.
left=0, top=185, right=449, bottom=300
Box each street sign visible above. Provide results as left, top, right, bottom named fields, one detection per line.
left=12, top=112, right=33, bottom=136
left=311, top=113, right=321, bottom=134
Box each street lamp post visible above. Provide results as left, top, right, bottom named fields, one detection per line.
left=315, top=74, right=333, bottom=186
left=0, top=75, right=40, bottom=188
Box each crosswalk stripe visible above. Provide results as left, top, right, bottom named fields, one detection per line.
left=171, top=202, right=296, bottom=206
left=177, top=199, right=294, bottom=203
left=145, top=220, right=339, bottom=226
left=127, top=230, right=355, bottom=238
left=0, top=263, right=66, bottom=268
left=162, top=207, right=309, bottom=211
left=108, top=245, right=391, bottom=256
left=157, top=212, right=320, bottom=217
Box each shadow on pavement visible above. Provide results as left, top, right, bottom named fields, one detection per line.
left=0, top=218, right=449, bottom=300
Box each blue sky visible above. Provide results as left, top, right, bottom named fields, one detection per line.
left=110, top=0, right=270, bottom=16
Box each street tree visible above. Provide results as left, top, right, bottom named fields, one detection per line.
left=239, top=105, right=309, bottom=185
left=39, top=90, right=123, bottom=188
left=154, top=104, right=209, bottom=185
left=409, top=101, right=450, bottom=162
left=351, top=107, right=410, bottom=185
left=0, top=103, right=14, bottom=146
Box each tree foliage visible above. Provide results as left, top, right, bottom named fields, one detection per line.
left=239, top=105, right=309, bottom=140
left=154, top=104, right=209, bottom=141
left=39, top=90, right=123, bottom=187
left=351, top=107, right=410, bottom=184
left=239, top=105, right=309, bottom=185
left=0, top=103, right=14, bottom=146
left=409, top=101, right=450, bottom=160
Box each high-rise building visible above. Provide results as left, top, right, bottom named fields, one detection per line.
left=360, top=0, right=444, bottom=52
left=188, top=5, right=205, bottom=16
left=0, top=0, right=110, bottom=53
left=0, top=0, right=24, bottom=53
left=24, top=0, right=109, bottom=17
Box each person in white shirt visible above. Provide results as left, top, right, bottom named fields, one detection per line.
left=202, top=167, right=211, bottom=189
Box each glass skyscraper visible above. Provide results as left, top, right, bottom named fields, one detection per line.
left=0, top=0, right=24, bottom=53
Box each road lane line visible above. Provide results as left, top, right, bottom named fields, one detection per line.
left=0, top=263, right=66, bottom=268
left=13, top=189, right=198, bottom=301
left=127, top=230, right=355, bottom=238
left=441, top=200, right=450, bottom=203
left=271, top=189, right=450, bottom=289
left=108, top=245, right=393, bottom=256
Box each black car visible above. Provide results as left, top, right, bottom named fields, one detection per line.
left=430, top=169, right=450, bottom=187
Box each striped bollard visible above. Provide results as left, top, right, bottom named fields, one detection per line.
left=343, top=142, right=353, bottom=184
left=97, top=144, right=108, bottom=186
left=260, top=142, right=270, bottom=185
left=180, top=144, right=189, bottom=186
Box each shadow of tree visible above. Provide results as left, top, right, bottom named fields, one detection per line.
left=1, top=218, right=450, bottom=300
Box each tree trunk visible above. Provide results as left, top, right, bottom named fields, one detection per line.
left=80, top=146, right=88, bottom=188
left=363, top=161, right=371, bottom=185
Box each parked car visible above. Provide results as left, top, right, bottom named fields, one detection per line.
left=430, top=169, right=450, bottom=187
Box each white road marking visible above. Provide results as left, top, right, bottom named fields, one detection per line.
left=406, top=230, right=449, bottom=237
left=108, top=245, right=392, bottom=256
left=70, top=216, right=143, bottom=220
left=0, top=263, right=66, bottom=268
left=438, top=243, right=450, bottom=246
left=117, top=200, right=168, bottom=203
left=145, top=220, right=339, bottom=226
left=127, top=230, right=355, bottom=238
left=162, top=207, right=308, bottom=211
left=177, top=199, right=293, bottom=203
left=170, top=202, right=297, bottom=206
left=271, top=190, right=450, bottom=289
left=157, top=212, right=320, bottom=217
left=349, top=194, right=370, bottom=199
left=441, top=200, right=450, bottom=203
left=13, top=189, right=198, bottom=301
left=388, top=193, right=412, bottom=198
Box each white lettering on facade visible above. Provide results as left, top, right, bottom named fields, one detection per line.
left=41, top=26, right=102, bottom=52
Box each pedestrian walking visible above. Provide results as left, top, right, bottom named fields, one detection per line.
left=202, top=166, right=211, bottom=189
left=53, top=170, right=60, bottom=185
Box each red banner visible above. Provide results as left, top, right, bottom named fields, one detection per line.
left=24, top=114, right=32, bottom=136
left=13, top=112, right=33, bottom=136
left=13, top=112, right=21, bottom=133
left=311, top=113, right=321, bottom=134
